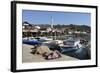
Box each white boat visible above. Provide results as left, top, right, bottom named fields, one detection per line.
left=59, top=38, right=83, bottom=49
left=39, top=37, right=53, bottom=41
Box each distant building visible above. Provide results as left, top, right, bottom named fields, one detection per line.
left=22, top=22, right=89, bottom=38
left=34, top=26, right=40, bottom=29
left=74, top=31, right=87, bottom=34
left=47, top=27, right=52, bottom=32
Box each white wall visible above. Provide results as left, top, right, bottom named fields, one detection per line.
left=0, top=0, right=99, bottom=73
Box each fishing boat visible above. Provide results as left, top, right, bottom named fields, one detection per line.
left=23, top=38, right=42, bottom=45
left=59, top=37, right=78, bottom=48
left=39, top=37, right=53, bottom=41
left=60, top=38, right=90, bottom=59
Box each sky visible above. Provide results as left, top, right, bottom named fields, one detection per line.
left=22, top=10, right=91, bottom=26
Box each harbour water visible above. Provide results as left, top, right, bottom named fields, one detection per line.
left=23, top=36, right=91, bottom=60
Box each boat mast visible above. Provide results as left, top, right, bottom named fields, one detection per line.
left=51, top=16, right=54, bottom=40
left=51, top=16, right=56, bottom=40
left=51, top=16, right=53, bottom=29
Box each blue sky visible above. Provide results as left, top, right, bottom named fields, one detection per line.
left=22, top=10, right=91, bottom=26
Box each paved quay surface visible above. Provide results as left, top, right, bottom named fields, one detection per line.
left=22, top=44, right=78, bottom=63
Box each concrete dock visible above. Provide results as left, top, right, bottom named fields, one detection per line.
left=22, top=44, right=78, bottom=63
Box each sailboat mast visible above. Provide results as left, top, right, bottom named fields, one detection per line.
left=51, top=16, right=56, bottom=40
left=51, top=16, right=53, bottom=29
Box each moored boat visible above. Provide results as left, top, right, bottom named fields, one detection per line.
left=23, top=39, right=42, bottom=45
